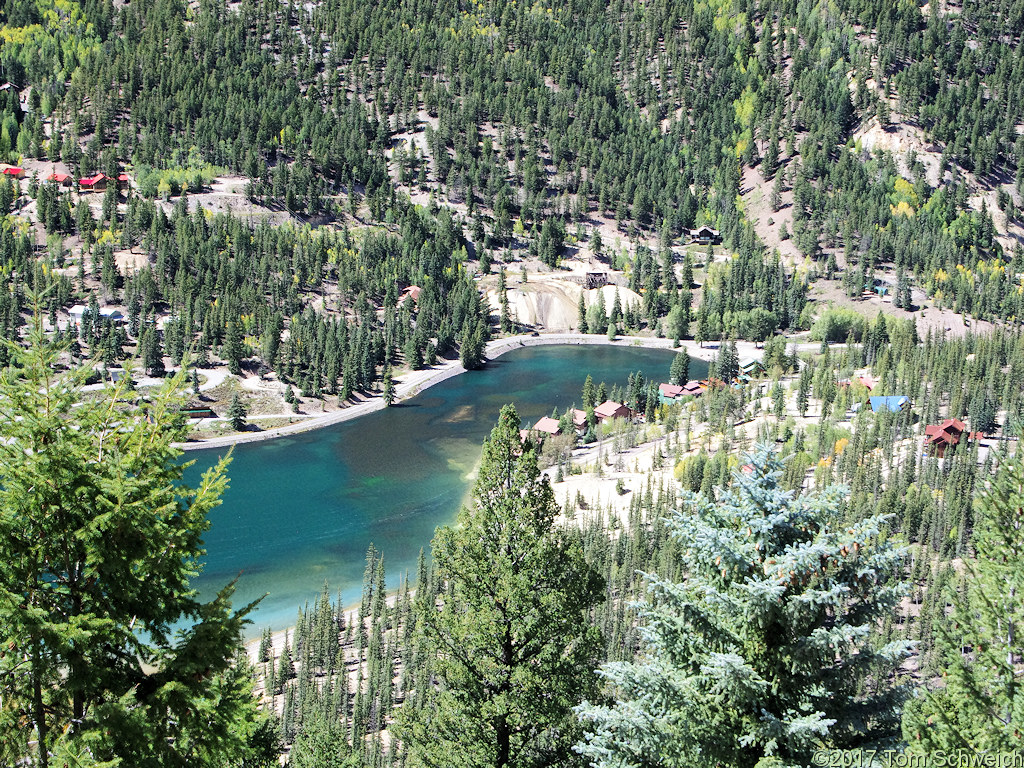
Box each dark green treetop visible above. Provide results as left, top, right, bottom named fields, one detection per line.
left=400, top=404, right=604, bottom=768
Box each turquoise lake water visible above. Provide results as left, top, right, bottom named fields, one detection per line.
left=185, top=344, right=706, bottom=635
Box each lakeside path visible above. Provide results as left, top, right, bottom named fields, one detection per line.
left=175, top=333, right=813, bottom=453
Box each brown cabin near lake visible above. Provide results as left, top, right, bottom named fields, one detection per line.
left=532, top=416, right=562, bottom=436
left=594, top=400, right=630, bottom=422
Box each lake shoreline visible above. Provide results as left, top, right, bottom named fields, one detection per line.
left=175, top=333, right=724, bottom=453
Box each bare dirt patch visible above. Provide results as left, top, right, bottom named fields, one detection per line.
left=852, top=118, right=943, bottom=187
left=174, top=176, right=302, bottom=226
left=114, top=248, right=148, bottom=275
left=808, top=278, right=996, bottom=338
left=741, top=165, right=802, bottom=266
left=482, top=271, right=643, bottom=332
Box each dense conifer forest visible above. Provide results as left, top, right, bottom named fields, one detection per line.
left=3, top=0, right=1024, bottom=764
left=1, top=0, right=1023, bottom=385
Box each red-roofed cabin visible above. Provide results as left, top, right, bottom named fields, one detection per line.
left=572, top=408, right=588, bottom=433
left=595, top=400, right=630, bottom=422
left=78, top=173, right=107, bottom=191
left=117, top=173, right=130, bottom=186
left=0, top=165, right=25, bottom=179
left=659, top=383, right=685, bottom=400
left=681, top=380, right=706, bottom=398
left=399, top=285, right=422, bottom=305
left=533, top=416, right=562, bottom=436
left=47, top=172, right=73, bottom=186
left=939, top=417, right=966, bottom=433
left=857, top=375, right=876, bottom=391
left=923, top=418, right=980, bottom=458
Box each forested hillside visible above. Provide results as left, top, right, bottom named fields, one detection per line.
left=2, top=0, right=1023, bottom=390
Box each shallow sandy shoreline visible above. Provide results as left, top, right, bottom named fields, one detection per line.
left=174, top=333, right=725, bottom=453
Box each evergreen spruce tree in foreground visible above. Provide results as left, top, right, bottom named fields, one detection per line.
left=577, top=447, right=910, bottom=768
left=400, top=404, right=604, bottom=768
left=0, top=318, right=276, bottom=767
left=902, top=453, right=1024, bottom=751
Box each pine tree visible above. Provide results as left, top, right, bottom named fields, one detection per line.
left=772, top=381, right=786, bottom=420
left=771, top=173, right=784, bottom=212
left=577, top=446, right=910, bottom=768
left=140, top=325, right=165, bottom=377
left=289, top=712, right=357, bottom=768
left=715, top=340, right=739, bottom=381
left=798, top=365, right=811, bottom=417
left=499, top=267, right=513, bottom=334
left=383, top=365, right=396, bottom=406
left=902, top=454, right=1024, bottom=751
left=223, top=319, right=244, bottom=375
left=277, top=634, right=293, bottom=694
left=405, top=334, right=424, bottom=370
left=695, top=302, right=709, bottom=348
left=400, top=405, right=604, bottom=768
left=228, top=392, right=247, bottom=431
left=0, top=315, right=276, bottom=766
left=459, top=320, right=487, bottom=371
left=669, top=351, right=690, bottom=385
left=583, top=374, right=596, bottom=410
